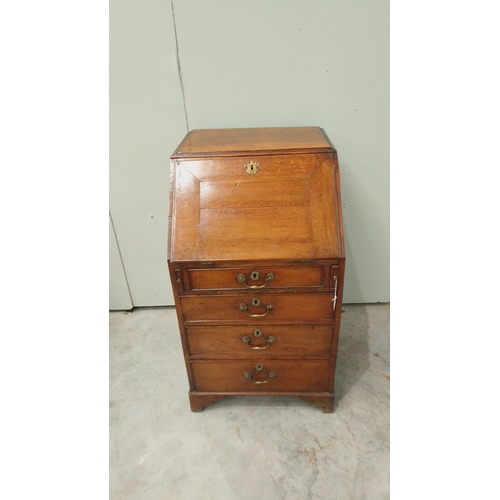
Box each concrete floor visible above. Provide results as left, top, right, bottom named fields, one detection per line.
left=110, top=304, right=389, bottom=499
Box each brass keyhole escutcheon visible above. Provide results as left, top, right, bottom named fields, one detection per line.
left=253, top=329, right=262, bottom=338
left=255, top=364, right=264, bottom=371
left=244, top=160, right=259, bottom=176
left=238, top=301, right=274, bottom=317
left=236, top=272, right=275, bottom=289
left=244, top=367, right=276, bottom=383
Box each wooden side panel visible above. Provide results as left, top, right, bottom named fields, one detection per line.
left=333, top=154, right=346, bottom=258
left=310, top=156, right=339, bottom=258
left=330, top=259, right=346, bottom=388
left=170, top=163, right=200, bottom=261
left=167, top=160, right=175, bottom=260
left=167, top=261, right=196, bottom=392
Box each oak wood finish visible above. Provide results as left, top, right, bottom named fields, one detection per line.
left=298, top=395, right=335, bottom=413
left=168, top=127, right=345, bottom=413
left=173, top=127, right=331, bottom=157
left=180, top=293, right=335, bottom=322
left=169, top=153, right=341, bottom=262
left=191, top=360, right=330, bottom=392
left=186, top=325, right=333, bottom=359
left=189, top=394, right=224, bottom=412
left=187, top=265, right=325, bottom=291
left=188, top=392, right=335, bottom=413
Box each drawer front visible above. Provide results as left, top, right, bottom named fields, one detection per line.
left=188, top=266, right=324, bottom=291
left=180, top=293, right=335, bottom=322
left=186, top=325, right=332, bottom=358
left=191, top=360, right=330, bottom=392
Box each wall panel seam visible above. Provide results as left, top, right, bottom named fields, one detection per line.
left=171, top=0, right=190, bottom=133
left=109, top=211, right=134, bottom=306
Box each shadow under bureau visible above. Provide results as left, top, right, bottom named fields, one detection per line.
left=167, top=127, right=345, bottom=413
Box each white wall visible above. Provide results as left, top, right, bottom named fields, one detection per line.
left=109, top=214, right=133, bottom=310
left=110, top=0, right=389, bottom=307
left=110, top=0, right=186, bottom=307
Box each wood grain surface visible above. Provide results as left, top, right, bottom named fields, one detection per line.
left=186, top=325, right=333, bottom=359
left=168, top=127, right=345, bottom=413
left=172, top=127, right=333, bottom=157
left=180, top=293, right=336, bottom=322
left=191, top=360, right=330, bottom=392
left=188, top=265, right=324, bottom=291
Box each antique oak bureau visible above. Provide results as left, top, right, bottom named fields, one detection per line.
left=167, top=127, right=345, bottom=413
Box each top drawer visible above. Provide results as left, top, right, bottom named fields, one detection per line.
left=188, top=265, right=328, bottom=291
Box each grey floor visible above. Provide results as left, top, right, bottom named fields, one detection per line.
left=110, top=304, right=389, bottom=499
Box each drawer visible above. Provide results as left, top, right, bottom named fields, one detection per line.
left=191, top=360, right=330, bottom=392
left=180, top=293, right=335, bottom=322
left=188, top=265, right=325, bottom=291
left=186, top=325, right=333, bottom=358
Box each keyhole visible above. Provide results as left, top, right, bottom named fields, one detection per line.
left=245, top=161, right=259, bottom=176
left=251, top=298, right=261, bottom=307
left=250, top=271, right=260, bottom=281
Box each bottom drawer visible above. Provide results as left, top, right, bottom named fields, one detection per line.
left=191, top=360, right=330, bottom=392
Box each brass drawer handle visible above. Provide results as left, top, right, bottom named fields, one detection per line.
left=237, top=272, right=275, bottom=289
left=239, top=302, right=274, bottom=318
left=244, top=366, right=276, bottom=384
left=241, top=328, right=276, bottom=350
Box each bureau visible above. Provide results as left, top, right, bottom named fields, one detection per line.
left=167, top=127, right=345, bottom=413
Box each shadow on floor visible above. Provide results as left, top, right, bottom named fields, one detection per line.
left=333, top=304, right=371, bottom=408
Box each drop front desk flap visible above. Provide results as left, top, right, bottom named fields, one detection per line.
left=167, top=126, right=345, bottom=413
